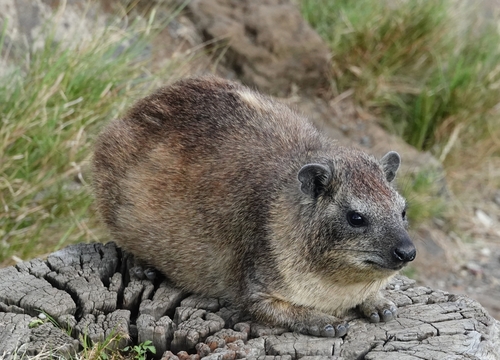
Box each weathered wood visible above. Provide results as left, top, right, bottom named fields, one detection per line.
left=45, top=242, right=120, bottom=316
left=0, top=242, right=498, bottom=360
left=75, top=309, right=131, bottom=349
left=137, top=313, right=176, bottom=355
left=139, top=281, right=186, bottom=320
left=0, top=265, right=76, bottom=323
left=0, top=313, right=79, bottom=359
left=171, top=309, right=225, bottom=354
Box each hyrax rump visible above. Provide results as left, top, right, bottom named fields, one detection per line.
left=93, top=76, right=416, bottom=337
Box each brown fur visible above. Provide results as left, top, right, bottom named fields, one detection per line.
left=93, top=76, right=415, bottom=337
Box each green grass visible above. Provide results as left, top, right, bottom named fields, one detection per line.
left=301, top=0, right=500, bottom=156
left=79, top=329, right=128, bottom=360
left=123, top=340, right=156, bottom=360
left=398, top=170, right=447, bottom=225
left=0, top=7, right=189, bottom=264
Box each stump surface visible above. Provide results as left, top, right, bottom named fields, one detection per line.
left=0, top=243, right=498, bottom=360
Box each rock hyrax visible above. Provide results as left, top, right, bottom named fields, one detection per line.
left=93, top=76, right=416, bottom=337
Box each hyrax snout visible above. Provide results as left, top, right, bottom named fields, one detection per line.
left=93, top=76, right=416, bottom=337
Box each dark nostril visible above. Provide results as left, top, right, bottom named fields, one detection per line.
left=393, top=246, right=416, bottom=262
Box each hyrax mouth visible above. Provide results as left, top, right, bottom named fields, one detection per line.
left=365, top=259, right=408, bottom=271
left=364, top=243, right=416, bottom=272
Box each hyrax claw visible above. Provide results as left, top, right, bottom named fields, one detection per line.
left=296, top=321, right=348, bottom=338
left=321, top=325, right=336, bottom=337
left=360, top=295, right=398, bottom=323
left=382, top=308, right=396, bottom=322
left=93, top=76, right=415, bottom=336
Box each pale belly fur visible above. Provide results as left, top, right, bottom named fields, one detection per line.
left=283, top=272, right=388, bottom=317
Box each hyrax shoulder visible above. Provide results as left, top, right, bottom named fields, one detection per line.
left=93, top=76, right=416, bottom=337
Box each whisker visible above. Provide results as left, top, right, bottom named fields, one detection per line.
left=328, top=248, right=377, bottom=253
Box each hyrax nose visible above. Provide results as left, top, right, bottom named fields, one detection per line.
left=393, top=245, right=416, bottom=262
left=392, top=235, right=416, bottom=263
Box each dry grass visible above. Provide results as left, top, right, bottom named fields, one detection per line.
left=0, top=3, right=192, bottom=265
left=301, top=0, right=500, bottom=158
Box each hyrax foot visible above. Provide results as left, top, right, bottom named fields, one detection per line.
left=249, top=295, right=349, bottom=338
left=294, top=319, right=349, bottom=337
left=131, top=265, right=157, bottom=281
left=359, top=295, right=398, bottom=323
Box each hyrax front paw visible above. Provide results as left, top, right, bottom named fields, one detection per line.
left=249, top=296, right=349, bottom=338
left=292, top=316, right=349, bottom=338
left=359, top=296, right=397, bottom=323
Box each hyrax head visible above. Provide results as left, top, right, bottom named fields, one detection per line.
left=297, top=148, right=416, bottom=282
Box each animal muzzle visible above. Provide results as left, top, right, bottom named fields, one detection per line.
left=392, top=233, right=416, bottom=264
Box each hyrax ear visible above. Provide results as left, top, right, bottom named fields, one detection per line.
left=298, top=163, right=333, bottom=197
left=380, top=151, right=401, bottom=183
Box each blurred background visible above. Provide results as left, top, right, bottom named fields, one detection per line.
left=1, top=0, right=499, bottom=318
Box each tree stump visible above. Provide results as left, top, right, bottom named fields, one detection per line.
left=0, top=242, right=498, bottom=359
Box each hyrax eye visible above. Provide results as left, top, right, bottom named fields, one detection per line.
left=347, top=211, right=366, bottom=227
left=402, top=210, right=407, bottom=220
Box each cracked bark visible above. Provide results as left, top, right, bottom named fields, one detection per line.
left=0, top=243, right=498, bottom=360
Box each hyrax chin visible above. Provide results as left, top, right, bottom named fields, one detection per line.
left=93, top=76, right=416, bottom=338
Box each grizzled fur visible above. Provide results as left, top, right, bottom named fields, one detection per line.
left=93, top=76, right=415, bottom=337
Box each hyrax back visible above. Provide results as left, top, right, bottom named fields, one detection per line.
left=93, top=76, right=416, bottom=337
